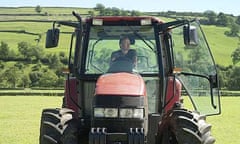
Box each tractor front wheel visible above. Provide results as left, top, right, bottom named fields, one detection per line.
left=157, top=108, right=215, bottom=144
left=39, top=108, right=74, bottom=144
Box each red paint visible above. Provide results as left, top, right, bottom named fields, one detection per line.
left=85, top=16, right=164, bottom=24
left=64, top=77, right=79, bottom=113
left=165, top=77, right=182, bottom=112
left=95, top=73, right=146, bottom=96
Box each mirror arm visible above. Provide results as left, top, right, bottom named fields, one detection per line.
left=72, top=11, right=82, bottom=23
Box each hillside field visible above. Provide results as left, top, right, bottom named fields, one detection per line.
left=0, top=7, right=239, bottom=66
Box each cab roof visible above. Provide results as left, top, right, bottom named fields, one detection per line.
left=85, top=16, right=164, bottom=25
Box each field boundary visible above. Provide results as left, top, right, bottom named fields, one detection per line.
left=0, top=89, right=239, bottom=96
left=0, top=88, right=64, bottom=96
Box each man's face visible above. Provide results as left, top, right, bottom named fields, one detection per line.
left=120, top=38, right=130, bottom=51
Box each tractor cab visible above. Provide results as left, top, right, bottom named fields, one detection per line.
left=41, top=12, right=221, bottom=144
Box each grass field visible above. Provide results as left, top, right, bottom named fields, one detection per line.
left=0, top=96, right=62, bottom=144
left=202, top=25, right=239, bottom=66
left=0, top=96, right=239, bottom=144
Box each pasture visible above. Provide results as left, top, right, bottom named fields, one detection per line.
left=0, top=7, right=239, bottom=67
left=0, top=96, right=239, bottom=144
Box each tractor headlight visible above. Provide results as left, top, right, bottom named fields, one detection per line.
left=119, top=108, right=133, bottom=118
left=133, top=108, right=144, bottom=118
left=94, top=108, right=144, bottom=118
left=104, top=108, right=118, bottom=118
left=119, top=108, right=144, bottom=118
left=94, top=108, right=105, bottom=117
left=94, top=108, right=118, bottom=118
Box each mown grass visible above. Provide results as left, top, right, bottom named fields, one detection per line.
left=207, top=97, right=240, bottom=144
left=0, top=96, right=239, bottom=144
left=0, top=96, right=62, bottom=144
left=202, top=25, right=239, bottom=66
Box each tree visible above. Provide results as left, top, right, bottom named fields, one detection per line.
left=35, top=5, right=42, bottom=13
left=29, top=71, right=43, bottom=86
left=29, top=45, right=44, bottom=61
left=19, top=74, right=31, bottom=88
left=14, top=62, right=24, bottom=70
left=130, top=10, right=141, bottom=16
left=94, top=3, right=105, bottom=15
left=48, top=54, right=62, bottom=69
left=112, top=7, right=121, bottom=16
left=0, top=60, right=4, bottom=69
left=230, top=23, right=240, bottom=37
left=55, top=76, right=65, bottom=87
left=18, top=41, right=44, bottom=61
left=94, top=3, right=105, bottom=11
left=18, top=41, right=29, bottom=58
left=227, top=66, right=240, bottom=90
left=203, top=10, right=217, bottom=25
left=231, top=47, right=240, bottom=65
left=0, top=41, right=10, bottom=59
left=121, top=10, right=129, bottom=16
left=225, top=23, right=240, bottom=37
left=38, top=70, right=58, bottom=87
left=104, top=8, right=112, bottom=16
left=236, top=16, right=240, bottom=25
left=2, top=66, right=20, bottom=88
left=216, top=12, right=228, bottom=26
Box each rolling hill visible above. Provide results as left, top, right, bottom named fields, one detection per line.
left=0, top=7, right=239, bottom=67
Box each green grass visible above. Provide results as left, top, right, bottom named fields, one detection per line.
left=207, top=97, right=240, bottom=144
left=0, top=96, right=239, bottom=144
left=202, top=25, right=239, bottom=66
left=0, top=7, right=92, bottom=15
left=0, top=96, right=62, bottom=144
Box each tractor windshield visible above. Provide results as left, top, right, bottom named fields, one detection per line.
left=85, top=25, right=159, bottom=74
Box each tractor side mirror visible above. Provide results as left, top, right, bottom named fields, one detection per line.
left=183, top=25, right=198, bottom=46
left=45, top=28, right=60, bottom=48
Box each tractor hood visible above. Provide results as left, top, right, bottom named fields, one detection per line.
left=95, top=73, right=146, bottom=96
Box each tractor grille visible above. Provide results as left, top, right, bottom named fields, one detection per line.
left=93, top=118, right=144, bottom=133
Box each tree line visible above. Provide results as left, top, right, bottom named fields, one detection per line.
left=1, top=39, right=240, bottom=90
left=34, top=4, right=240, bottom=38
left=0, top=41, right=67, bottom=88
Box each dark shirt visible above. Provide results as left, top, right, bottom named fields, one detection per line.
left=110, top=49, right=137, bottom=64
left=108, top=49, right=137, bottom=73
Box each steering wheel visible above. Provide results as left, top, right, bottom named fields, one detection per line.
left=114, top=56, right=132, bottom=62
left=108, top=56, right=134, bottom=73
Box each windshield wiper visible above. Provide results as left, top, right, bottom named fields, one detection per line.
left=124, top=22, right=155, bottom=52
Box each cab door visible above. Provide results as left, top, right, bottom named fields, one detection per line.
left=169, top=20, right=221, bottom=116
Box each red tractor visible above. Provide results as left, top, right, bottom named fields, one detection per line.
left=40, top=12, right=221, bottom=144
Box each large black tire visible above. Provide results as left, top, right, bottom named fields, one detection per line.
left=39, top=108, right=74, bottom=144
left=156, top=108, right=215, bottom=144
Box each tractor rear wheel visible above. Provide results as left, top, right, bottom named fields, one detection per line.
left=157, top=108, right=215, bottom=144
left=39, top=108, right=74, bottom=144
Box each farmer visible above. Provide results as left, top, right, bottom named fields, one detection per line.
left=108, top=36, right=137, bottom=72
left=110, top=36, right=137, bottom=67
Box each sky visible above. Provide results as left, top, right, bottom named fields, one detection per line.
left=1, top=0, right=239, bottom=16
